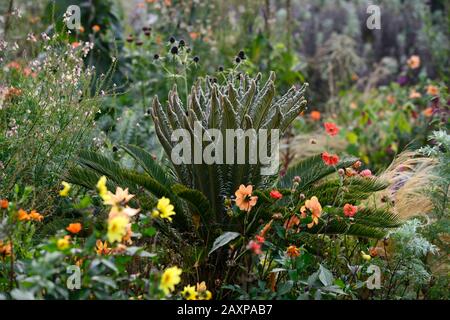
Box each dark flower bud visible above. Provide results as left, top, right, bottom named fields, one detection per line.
left=144, top=31, right=151, bottom=36
left=238, top=50, right=246, bottom=59
left=179, top=39, right=185, bottom=47
left=169, top=36, right=176, bottom=43
left=235, top=57, right=241, bottom=63
left=218, top=66, right=224, bottom=72
left=126, top=35, right=134, bottom=43
left=112, top=146, right=118, bottom=152
left=153, top=54, right=159, bottom=60
left=212, top=77, right=218, bottom=83
left=193, top=56, right=199, bottom=63
left=135, top=40, right=143, bottom=46
left=170, top=46, right=179, bottom=55
left=142, top=26, right=149, bottom=32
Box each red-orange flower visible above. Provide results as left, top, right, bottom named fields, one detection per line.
left=269, top=190, right=282, bottom=200
left=322, top=152, right=339, bottom=166
left=66, top=223, right=82, bottom=234
left=310, top=111, right=321, bottom=121
left=423, top=107, right=433, bottom=117
left=7, top=61, right=21, bottom=71
left=189, top=32, right=199, bottom=40
left=0, top=241, right=12, bottom=257
left=255, top=235, right=265, bottom=243
left=343, top=204, right=358, bottom=217
left=29, top=210, right=44, bottom=222
left=18, top=209, right=30, bottom=221
left=235, top=184, right=258, bottom=212
left=259, top=220, right=273, bottom=237
left=286, top=245, right=300, bottom=258
left=284, top=215, right=300, bottom=230
left=92, top=25, right=101, bottom=33
left=0, top=199, right=8, bottom=209
left=324, top=122, right=339, bottom=136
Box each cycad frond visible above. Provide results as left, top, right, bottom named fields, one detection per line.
left=278, top=154, right=358, bottom=189
left=120, top=144, right=175, bottom=186
left=304, top=177, right=389, bottom=205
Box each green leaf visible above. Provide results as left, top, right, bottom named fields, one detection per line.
left=208, top=232, right=240, bottom=256
left=125, top=246, right=156, bottom=258
left=143, top=227, right=156, bottom=237
left=171, top=184, right=211, bottom=218
left=318, top=264, right=334, bottom=286
left=277, top=280, right=294, bottom=296
left=74, top=196, right=92, bottom=209
left=121, top=144, right=173, bottom=186
left=91, top=276, right=117, bottom=289
left=10, top=289, right=35, bottom=300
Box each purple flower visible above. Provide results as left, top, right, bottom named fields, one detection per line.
left=397, top=75, right=408, bottom=86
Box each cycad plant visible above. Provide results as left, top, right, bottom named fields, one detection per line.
left=67, top=70, right=401, bottom=286
left=150, top=71, right=307, bottom=218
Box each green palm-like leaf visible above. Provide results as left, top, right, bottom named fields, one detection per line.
left=120, top=144, right=175, bottom=186
left=304, top=177, right=389, bottom=205
left=171, top=183, right=212, bottom=221
left=278, top=154, right=358, bottom=189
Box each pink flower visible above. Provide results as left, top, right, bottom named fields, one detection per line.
left=247, top=240, right=262, bottom=255
left=324, top=122, right=339, bottom=136
left=343, top=204, right=358, bottom=217
left=360, top=169, right=372, bottom=177
left=269, top=190, right=283, bottom=200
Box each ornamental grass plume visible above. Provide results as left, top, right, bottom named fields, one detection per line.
left=372, top=151, right=438, bottom=220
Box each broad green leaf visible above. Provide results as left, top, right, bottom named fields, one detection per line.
left=318, top=264, right=334, bottom=286
left=208, top=232, right=240, bottom=256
